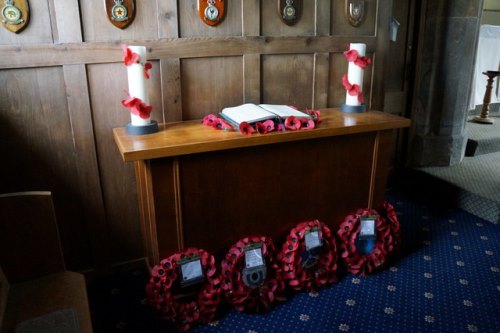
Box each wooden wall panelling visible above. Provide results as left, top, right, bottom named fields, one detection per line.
left=63, top=64, right=110, bottom=271
left=313, top=52, right=330, bottom=109
left=80, top=0, right=158, bottom=42
left=261, top=54, right=314, bottom=108
left=315, top=0, right=332, bottom=36
left=0, top=36, right=376, bottom=70
left=178, top=0, right=242, bottom=38
left=328, top=53, right=347, bottom=107
left=0, top=0, right=52, bottom=45
left=0, top=67, right=92, bottom=270
left=87, top=63, right=151, bottom=263
left=161, top=58, right=183, bottom=122
left=49, top=0, right=82, bottom=43
left=157, top=0, right=179, bottom=38
left=371, top=0, right=392, bottom=110
left=180, top=57, right=244, bottom=120
left=242, top=0, right=260, bottom=36
left=261, top=0, right=315, bottom=36
left=243, top=54, right=261, bottom=103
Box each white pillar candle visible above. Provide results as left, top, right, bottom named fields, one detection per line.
left=345, top=43, right=366, bottom=106
left=126, top=45, right=150, bottom=126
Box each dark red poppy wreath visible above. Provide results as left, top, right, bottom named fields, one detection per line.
left=337, top=205, right=400, bottom=276
left=221, top=236, right=285, bottom=312
left=379, top=200, right=401, bottom=253
left=279, top=220, right=338, bottom=292
left=145, top=248, right=221, bottom=331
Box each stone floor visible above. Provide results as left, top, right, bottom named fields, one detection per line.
left=416, top=114, right=500, bottom=224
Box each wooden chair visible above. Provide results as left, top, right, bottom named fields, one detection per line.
left=0, top=191, right=93, bottom=333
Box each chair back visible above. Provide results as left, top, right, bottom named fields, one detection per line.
left=0, top=191, right=65, bottom=283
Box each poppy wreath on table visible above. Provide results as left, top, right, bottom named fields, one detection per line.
left=221, top=235, right=285, bottom=312
left=145, top=248, right=222, bottom=331
left=279, top=220, right=339, bottom=292
left=337, top=208, right=397, bottom=276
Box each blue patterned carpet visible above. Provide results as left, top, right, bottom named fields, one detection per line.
left=88, top=189, right=500, bottom=332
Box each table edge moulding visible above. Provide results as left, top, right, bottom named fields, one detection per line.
left=113, top=108, right=410, bottom=266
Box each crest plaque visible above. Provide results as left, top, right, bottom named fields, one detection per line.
left=105, top=0, right=135, bottom=29
left=197, top=0, right=225, bottom=26
left=345, top=0, right=365, bottom=27
left=278, top=0, right=302, bottom=26
left=1, top=0, right=29, bottom=33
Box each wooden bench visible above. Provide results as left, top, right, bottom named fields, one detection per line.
left=0, top=192, right=92, bottom=333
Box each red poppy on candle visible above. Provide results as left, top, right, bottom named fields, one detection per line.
left=239, top=121, right=255, bottom=135
left=285, top=116, right=301, bottom=130
left=121, top=94, right=153, bottom=119
left=121, top=45, right=140, bottom=66
left=354, top=56, right=372, bottom=69
left=343, top=49, right=359, bottom=62
left=342, top=74, right=362, bottom=97
left=144, top=62, right=152, bottom=79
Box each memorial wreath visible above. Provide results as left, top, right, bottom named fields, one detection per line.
left=146, top=248, right=221, bottom=331
left=279, top=220, right=339, bottom=292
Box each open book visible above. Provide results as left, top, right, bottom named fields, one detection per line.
left=220, top=104, right=312, bottom=127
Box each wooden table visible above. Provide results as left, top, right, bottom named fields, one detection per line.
left=114, top=109, right=410, bottom=265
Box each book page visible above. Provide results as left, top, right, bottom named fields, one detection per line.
left=259, top=104, right=312, bottom=119
left=220, top=103, right=275, bottom=125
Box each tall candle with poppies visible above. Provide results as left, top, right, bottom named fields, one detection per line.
left=121, top=45, right=158, bottom=135
left=341, top=43, right=371, bottom=113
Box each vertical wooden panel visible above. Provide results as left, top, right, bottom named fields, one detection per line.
left=63, top=64, right=110, bottom=271
left=371, top=0, right=392, bottom=110
left=161, top=58, right=183, bottom=122
left=313, top=53, right=330, bottom=108
left=157, top=0, right=179, bottom=38
left=80, top=0, right=158, bottom=41
left=262, top=54, right=314, bottom=108
left=315, top=0, right=331, bottom=35
left=180, top=57, right=243, bottom=120
left=242, top=0, right=260, bottom=36
left=0, top=67, right=92, bottom=270
left=243, top=54, right=261, bottom=103
left=87, top=63, right=143, bottom=263
left=178, top=0, right=242, bottom=37
left=51, top=0, right=83, bottom=43
left=0, top=0, right=52, bottom=45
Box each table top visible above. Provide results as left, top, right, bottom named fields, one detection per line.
left=113, top=108, right=411, bottom=162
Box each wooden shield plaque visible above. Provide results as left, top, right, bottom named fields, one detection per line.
left=105, top=0, right=135, bottom=29
left=278, top=0, right=302, bottom=26
left=197, top=0, right=225, bottom=26
left=1, top=0, right=29, bottom=33
left=345, top=0, right=365, bottom=27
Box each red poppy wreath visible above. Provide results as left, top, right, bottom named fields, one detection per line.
left=221, top=235, right=285, bottom=312
left=279, top=220, right=338, bottom=292
left=145, top=248, right=221, bottom=331
left=337, top=207, right=399, bottom=276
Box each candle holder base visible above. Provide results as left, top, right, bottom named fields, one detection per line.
left=340, top=103, right=367, bottom=113
left=126, top=120, right=159, bottom=135
left=472, top=115, right=494, bottom=124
